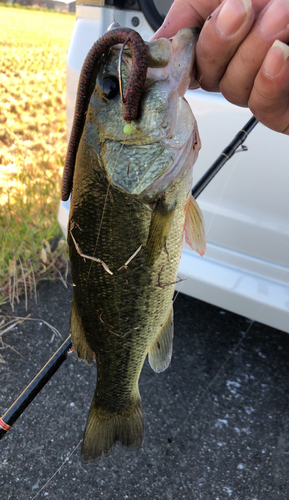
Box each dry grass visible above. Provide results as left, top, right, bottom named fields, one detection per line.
left=0, top=5, right=75, bottom=308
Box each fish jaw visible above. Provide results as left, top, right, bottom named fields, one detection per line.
left=145, top=27, right=199, bottom=96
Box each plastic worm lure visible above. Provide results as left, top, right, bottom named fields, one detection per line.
left=61, top=27, right=148, bottom=202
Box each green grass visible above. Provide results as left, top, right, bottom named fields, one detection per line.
left=0, top=5, right=75, bottom=308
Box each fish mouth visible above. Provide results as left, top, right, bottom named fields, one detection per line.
left=86, top=28, right=200, bottom=196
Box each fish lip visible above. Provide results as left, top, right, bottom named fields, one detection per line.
left=146, top=28, right=197, bottom=98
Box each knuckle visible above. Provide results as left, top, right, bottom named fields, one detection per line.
left=196, top=48, right=224, bottom=91
left=248, top=87, right=289, bottom=133
left=250, top=83, right=280, bottom=114
left=219, top=78, right=249, bottom=107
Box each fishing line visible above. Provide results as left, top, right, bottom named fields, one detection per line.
left=205, top=147, right=244, bottom=238
left=180, top=319, right=254, bottom=432
left=87, top=134, right=128, bottom=280
left=30, top=439, right=83, bottom=500
left=172, top=286, right=183, bottom=305
left=156, top=319, right=255, bottom=492
left=173, top=135, right=246, bottom=304
left=0, top=110, right=259, bottom=442
left=87, top=39, right=136, bottom=278
left=158, top=319, right=255, bottom=466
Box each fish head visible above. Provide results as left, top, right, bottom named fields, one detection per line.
left=82, top=28, right=201, bottom=197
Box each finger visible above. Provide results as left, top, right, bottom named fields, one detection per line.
left=249, top=40, right=289, bottom=134
left=219, top=0, right=289, bottom=107
left=195, top=0, right=255, bottom=92
left=151, top=0, right=219, bottom=40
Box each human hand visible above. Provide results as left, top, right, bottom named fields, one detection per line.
left=152, top=0, right=289, bottom=134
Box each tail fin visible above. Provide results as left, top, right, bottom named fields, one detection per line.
left=81, top=397, right=144, bottom=463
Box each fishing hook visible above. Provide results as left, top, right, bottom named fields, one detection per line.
left=118, top=37, right=130, bottom=103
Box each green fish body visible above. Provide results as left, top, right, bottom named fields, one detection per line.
left=68, top=28, right=206, bottom=462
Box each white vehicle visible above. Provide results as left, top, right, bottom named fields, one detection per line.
left=58, top=0, right=289, bottom=333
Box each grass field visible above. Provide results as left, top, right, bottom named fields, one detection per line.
left=0, top=5, right=75, bottom=308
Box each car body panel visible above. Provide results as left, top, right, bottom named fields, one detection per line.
left=58, top=5, right=289, bottom=333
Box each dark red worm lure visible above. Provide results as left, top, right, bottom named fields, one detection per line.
left=61, top=28, right=148, bottom=202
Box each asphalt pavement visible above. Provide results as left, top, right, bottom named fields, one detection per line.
left=1, top=273, right=289, bottom=500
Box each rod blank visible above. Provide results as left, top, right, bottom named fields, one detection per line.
left=192, top=116, right=258, bottom=199
left=0, top=336, right=72, bottom=440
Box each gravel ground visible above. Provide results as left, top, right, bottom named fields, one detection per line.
left=1, top=275, right=289, bottom=500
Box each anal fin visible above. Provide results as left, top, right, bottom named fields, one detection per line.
left=148, top=305, right=173, bottom=373
left=184, top=194, right=206, bottom=256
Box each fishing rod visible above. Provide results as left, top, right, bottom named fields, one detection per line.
left=192, top=115, right=258, bottom=198
left=0, top=336, right=73, bottom=439
left=0, top=115, right=258, bottom=440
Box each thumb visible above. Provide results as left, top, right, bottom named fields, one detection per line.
left=249, top=40, right=289, bottom=134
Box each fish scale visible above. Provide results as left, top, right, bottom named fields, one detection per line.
left=70, top=155, right=189, bottom=338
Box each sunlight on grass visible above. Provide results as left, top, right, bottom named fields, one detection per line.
left=0, top=5, right=75, bottom=308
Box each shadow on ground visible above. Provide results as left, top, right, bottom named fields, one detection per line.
left=1, top=275, right=289, bottom=499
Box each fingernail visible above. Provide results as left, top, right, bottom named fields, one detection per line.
left=259, top=0, right=289, bottom=37
left=263, top=39, right=289, bottom=77
left=216, top=0, right=252, bottom=36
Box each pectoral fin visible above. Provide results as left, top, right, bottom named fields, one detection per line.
left=148, top=305, right=173, bottom=373
left=146, top=199, right=176, bottom=265
left=71, top=298, right=94, bottom=365
left=184, top=194, right=206, bottom=256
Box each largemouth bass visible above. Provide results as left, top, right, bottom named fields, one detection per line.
left=62, top=26, right=206, bottom=462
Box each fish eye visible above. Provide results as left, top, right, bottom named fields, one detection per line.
left=101, top=76, right=119, bottom=100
